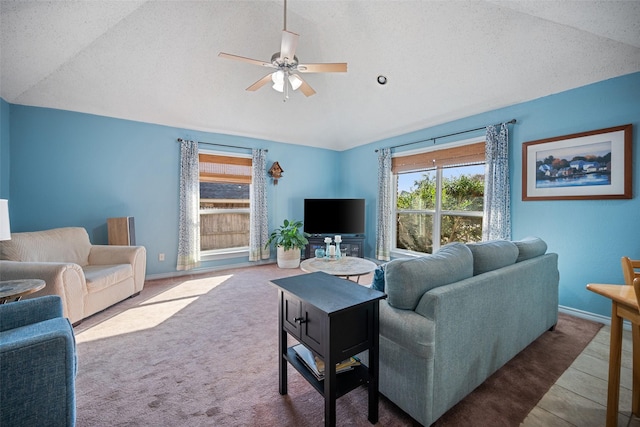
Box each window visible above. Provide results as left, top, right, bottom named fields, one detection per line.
left=393, top=139, right=485, bottom=255
left=199, top=152, right=252, bottom=255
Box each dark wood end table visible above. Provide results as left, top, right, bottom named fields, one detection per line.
left=271, top=271, right=387, bottom=427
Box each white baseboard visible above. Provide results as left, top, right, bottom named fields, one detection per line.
left=145, top=259, right=276, bottom=281
left=559, top=305, right=608, bottom=324
left=559, top=304, right=632, bottom=331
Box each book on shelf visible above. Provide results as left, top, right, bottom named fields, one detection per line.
left=292, top=344, right=361, bottom=381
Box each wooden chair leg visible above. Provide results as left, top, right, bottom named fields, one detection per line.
left=632, top=323, right=640, bottom=416
left=606, top=304, right=623, bottom=427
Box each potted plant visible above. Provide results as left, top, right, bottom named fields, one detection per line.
left=266, top=219, right=310, bottom=268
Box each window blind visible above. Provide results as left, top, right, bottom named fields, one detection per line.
left=392, top=142, right=485, bottom=173
left=199, top=154, right=252, bottom=184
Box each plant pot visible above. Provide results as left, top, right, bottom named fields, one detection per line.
left=277, top=246, right=301, bottom=269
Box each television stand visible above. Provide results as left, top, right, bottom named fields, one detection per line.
left=305, top=235, right=365, bottom=259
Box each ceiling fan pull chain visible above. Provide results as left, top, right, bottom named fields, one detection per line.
left=284, top=71, right=289, bottom=102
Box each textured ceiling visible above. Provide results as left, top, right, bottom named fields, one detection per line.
left=1, top=1, right=639, bottom=151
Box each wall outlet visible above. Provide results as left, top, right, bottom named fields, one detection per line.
left=158, top=253, right=165, bottom=261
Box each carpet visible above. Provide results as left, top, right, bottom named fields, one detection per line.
left=74, top=264, right=602, bottom=426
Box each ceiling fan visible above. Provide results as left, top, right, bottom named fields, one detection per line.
left=218, top=0, right=347, bottom=101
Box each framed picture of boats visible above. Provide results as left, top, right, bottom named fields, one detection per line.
left=522, top=124, right=632, bottom=201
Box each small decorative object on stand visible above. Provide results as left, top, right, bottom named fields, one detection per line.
left=319, top=236, right=347, bottom=261
left=328, top=244, right=336, bottom=258
left=335, top=235, right=342, bottom=259
left=324, top=237, right=332, bottom=259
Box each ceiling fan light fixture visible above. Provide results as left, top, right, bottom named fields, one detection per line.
left=272, top=70, right=285, bottom=92
left=289, top=74, right=302, bottom=91
left=271, top=70, right=285, bottom=84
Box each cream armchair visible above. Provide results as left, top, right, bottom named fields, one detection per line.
left=0, top=227, right=146, bottom=324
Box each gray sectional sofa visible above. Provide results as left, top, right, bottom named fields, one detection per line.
left=369, top=238, right=559, bottom=426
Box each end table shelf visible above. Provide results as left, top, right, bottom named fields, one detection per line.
left=271, top=272, right=386, bottom=427
left=284, top=346, right=368, bottom=398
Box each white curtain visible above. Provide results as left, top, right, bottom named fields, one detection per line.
left=249, top=149, right=270, bottom=261
left=376, top=148, right=393, bottom=261
left=177, top=139, right=201, bottom=270
left=483, top=123, right=511, bottom=241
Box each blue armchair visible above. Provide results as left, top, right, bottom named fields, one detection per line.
left=0, top=295, right=77, bottom=427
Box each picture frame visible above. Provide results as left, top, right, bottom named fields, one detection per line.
left=522, top=124, right=632, bottom=201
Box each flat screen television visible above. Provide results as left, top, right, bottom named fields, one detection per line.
left=303, top=198, right=365, bottom=235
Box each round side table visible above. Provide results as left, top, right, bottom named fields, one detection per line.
left=300, top=257, right=377, bottom=283
left=0, top=279, right=46, bottom=304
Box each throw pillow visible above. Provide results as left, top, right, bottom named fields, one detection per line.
left=466, top=240, right=518, bottom=275
left=370, top=265, right=385, bottom=292
left=513, top=237, right=548, bottom=262
left=384, top=242, right=473, bottom=310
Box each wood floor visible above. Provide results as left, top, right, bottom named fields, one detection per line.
left=521, top=324, right=638, bottom=427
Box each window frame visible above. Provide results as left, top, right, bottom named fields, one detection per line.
left=391, top=136, right=485, bottom=257
left=198, top=149, right=252, bottom=261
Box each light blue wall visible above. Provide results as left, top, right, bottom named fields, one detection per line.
left=0, top=98, right=9, bottom=199
left=7, top=105, right=340, bottom=275
left=343, top=71, right=640, bottom=318
left=3, top=72, right=639, bottom=317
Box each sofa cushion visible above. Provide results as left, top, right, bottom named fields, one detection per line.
left=83, top=264, right=133, bottom=293
left=514, top=237, right=547, bottom=262
left=466, top=240, right=518, bottom=275
left=385, top=242, right=473, bottom=310
left=1, top=227, right=92, bottom=266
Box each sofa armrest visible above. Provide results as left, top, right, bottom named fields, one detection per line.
left=0, top=316, right=76, bottom=426
left=379, top=301, right=435, bottom=359
left=88, top=245, right=142, bottom=265
left=89, top=245, right=147, bottom=292
left=0, top=260, right=86, bottom=324
left=0, top=295, right=63, bottom=332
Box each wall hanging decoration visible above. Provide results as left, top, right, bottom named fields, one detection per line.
left=268, top=161, right=284, bottom=185
left=522, top=124, right=632, bottom=201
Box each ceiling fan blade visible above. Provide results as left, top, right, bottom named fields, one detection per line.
left=280, top=30, right=299, bottom=61
left=295, top=74, right=316, bottom=97
left=246, top=74, right=273, bottom=92
left=297, top=63, right=348, bottom=73
left=218, top=52, right=274, bottom=68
